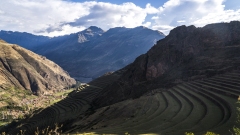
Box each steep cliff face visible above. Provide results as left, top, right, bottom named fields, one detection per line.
left=0, top=40, right=76, bottom=94
left=122, top=21, right=240, bottom=82
left=93, top=21, right=240, bottom=107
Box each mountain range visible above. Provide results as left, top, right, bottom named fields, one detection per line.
left=3, top=21, right=240, bottom=135
left=0, top=26, right=165, bottom=82
left=0, top=31, right=50, bottom=50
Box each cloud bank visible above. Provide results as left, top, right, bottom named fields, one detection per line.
left=0, top=0, right=239, bottom=37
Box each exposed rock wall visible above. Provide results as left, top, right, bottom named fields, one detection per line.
left=94, top=21, right=240, bottom=107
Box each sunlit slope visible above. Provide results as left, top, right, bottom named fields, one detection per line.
left=5, top=70, right=123, bottom=134
left=0, top=39, right=75, bottom=94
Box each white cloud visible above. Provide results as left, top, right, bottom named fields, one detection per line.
left=0, top=10, right=4, bottom=14
left=40, top=25, right=86, bottom=37
left=150, top=0, right=240, bottom=35
left=145, top=3, right=159, bottom=14
left=177, top=20, right=186, bottom=23
left=193, top=9, right=240, bottom=26
left=0, top=0, right=90, bottom=36
left=143, top=22, right=152, bottom=27
left=151, top=16, right=159, bottom=20
left=0, top=0, right=159, bottom=37
left=66, top=2, right=148, bottom=30
left=152, top=25, right=174, bottom=34
left=0, top=0, right=240, bottom=36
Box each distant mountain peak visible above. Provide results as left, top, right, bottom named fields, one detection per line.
left=77, top=26, right=104, bottom=43
left=87, top=26, right=104, bottom=31
left=136, top=26, right=148, bottom=29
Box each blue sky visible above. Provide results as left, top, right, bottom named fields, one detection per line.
left=0, top=0, right=240, bottom=37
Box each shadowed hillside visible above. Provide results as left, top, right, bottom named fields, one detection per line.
left=0, top=40, right=75, bottom=94
left=3, top=21, right=240, bottom=135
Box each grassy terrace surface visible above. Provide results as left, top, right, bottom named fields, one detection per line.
left=5, top=71, right=122, bottom=135
left=70, top=71, right=240, bottom=135
left=0, top=87, right=74, bottom=129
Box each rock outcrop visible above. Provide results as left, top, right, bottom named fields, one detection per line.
left=78, top=26, right=104, bottom=43
left=0, top=40, right=76, bottom=94
left=94, top=21, right=240, bottom=107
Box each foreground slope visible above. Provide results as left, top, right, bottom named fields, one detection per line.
left=65, top=71, right=239, bottom=135
left=0, top=40, right=75, bottom=94
left=3, top=21, right=240, bottom=135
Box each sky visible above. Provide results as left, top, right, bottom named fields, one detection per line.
left=0, top=0, right=240, bottom=37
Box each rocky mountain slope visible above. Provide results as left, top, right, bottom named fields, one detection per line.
left=32, top=26, right=104, bottom=55
left=3, top=21, right=240, bottom=135
left=0, top=40, right=75, bottom=95
left=37, top=26, right=165, bottom=81
left=94, top=21, right=240, bottom=107
left=0, top=26, right=165, bottom=82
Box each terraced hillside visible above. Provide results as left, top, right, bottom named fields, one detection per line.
left=67, top=71, right=240, bottom=135
left=0, top=87, right=74, bottom=127
left=3, top=21, right=240, bottom=135
left=4, top=70, right=240, bottom=135
left=2, top=70, right=123, bottom=134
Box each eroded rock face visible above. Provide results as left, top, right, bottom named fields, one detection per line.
left=94, top=21, right=240, bottom=107
left=122, top=21, right=240, bottom=83
left=0, top=40, right=76, bottom=94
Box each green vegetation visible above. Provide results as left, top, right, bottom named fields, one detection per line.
left=0, top=87, right=74, bottom=128
left=1, top=124, right=63, bottom=135
left=185, top=132, right=219, bottom=135
left=185, top=132, right=194, bottom=135
left=230, top=101, right=240, bottom=135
